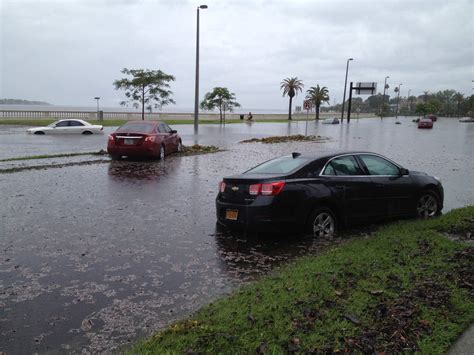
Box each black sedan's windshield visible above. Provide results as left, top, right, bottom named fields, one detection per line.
left=245, top=156, right=310, bottom=174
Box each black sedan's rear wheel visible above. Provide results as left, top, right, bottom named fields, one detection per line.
left=416, top=191, right=439, bottom=218
left=308, top=208, right=336, bottom=238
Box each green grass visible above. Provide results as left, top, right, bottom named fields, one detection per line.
left=132, top=206, right=474, bottom=354
left=0, top=151, right=106, bottom=162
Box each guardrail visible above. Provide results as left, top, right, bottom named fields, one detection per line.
left=0, top=110, right=164, bottom=119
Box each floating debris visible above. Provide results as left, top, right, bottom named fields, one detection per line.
left=240, top=135, right=328, bottom=144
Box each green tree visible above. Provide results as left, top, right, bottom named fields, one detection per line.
left=366, top=94, right=387, bottom=114
left=415, top=103, right=429, bottom=116
left=416, top=101, right=438, bottom=117
left=306, top=85, right=330, bottom=120
left=114, top=68, right=175, bottom=120
left=453, top=92, right=464, bottom=116
left=469, top=95, right=474, bottom=117
left=200, top=87, right=241, bottom=123
left=435, top=89, right=456, bottom=116
left=280, top=77, right=304, bottom=120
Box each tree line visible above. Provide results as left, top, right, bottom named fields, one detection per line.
left=112, top=68, right=472, bottom=120
left=324, top=90, right=473, bottom=118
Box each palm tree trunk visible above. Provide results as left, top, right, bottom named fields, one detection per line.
left=288, top=96, right=293, bottom=120
left=141, top=84, right=145, bottom=120
left=316, top=104, right=320, bottom=120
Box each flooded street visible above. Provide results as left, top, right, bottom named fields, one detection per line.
left=1, top=117, right=473, bottom=352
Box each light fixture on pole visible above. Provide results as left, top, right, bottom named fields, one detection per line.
left=340, top=58, right=353, bottom=122
left=395, top=83, right=402, bottom=118
left=382, top=76, right=389, bottom=116
left=194, top=4, right=208, bottom=135
left=94, top=97, right=100, bottom=120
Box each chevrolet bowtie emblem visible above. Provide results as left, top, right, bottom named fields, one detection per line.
left=231, top=186, right=239, bottom=191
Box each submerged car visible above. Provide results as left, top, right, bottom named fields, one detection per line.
left=107, top=121, right=182, bottom=159
left=418, top=118, right=434, bottom=129
left=322, top=117, right=340, bottom=124
left=216, top=151, right=443, bottom=237
left=27, top=119, right=104, bottom=135
left=428, top=114, right=438, bottom=122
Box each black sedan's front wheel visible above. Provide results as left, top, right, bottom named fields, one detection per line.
left=308, top=208, right=336, bottom=239
left=416, top=191, right=439, bottom=218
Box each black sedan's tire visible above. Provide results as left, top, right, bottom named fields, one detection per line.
left=308, top=208, right=337, bottom=239
left=416, top=190, right=440, bottom=218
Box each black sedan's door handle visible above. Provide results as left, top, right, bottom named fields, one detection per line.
left=334, top=185, right=344, bottom=190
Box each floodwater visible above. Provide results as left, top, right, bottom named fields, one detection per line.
left=0, top=117, right=473, bottom=353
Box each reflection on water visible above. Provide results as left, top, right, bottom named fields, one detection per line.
left=0, top=117, right=473, bottom=352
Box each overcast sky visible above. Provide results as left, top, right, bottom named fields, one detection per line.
left=1, top=0, right=473, bottom=111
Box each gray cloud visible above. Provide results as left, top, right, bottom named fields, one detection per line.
left=1, top=0, right=472, bottom=111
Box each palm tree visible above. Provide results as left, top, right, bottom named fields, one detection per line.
left=280, top=77, right=304, bottom=120
left=306, top=85, right=330, bottom=120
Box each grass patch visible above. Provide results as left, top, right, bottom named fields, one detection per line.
left=0, top=150, right=107, bottom=162
left=240, top=134, right=328, bottom=144
left=132, top=206, right=474, bottom=354
left=177, top=144, right=222, bottom=156
left=0, top=159, right=109, bottom=174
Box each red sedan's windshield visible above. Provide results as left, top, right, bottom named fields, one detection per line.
left=117, top=122, right=156, bottom=133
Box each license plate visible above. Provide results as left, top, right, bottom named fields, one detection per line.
left=225, top=209, right=238, bottom=221
left=124, top=139, right=135, bottom=145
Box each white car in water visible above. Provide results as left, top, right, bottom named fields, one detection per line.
left=27, top=119, right=104, bottom=135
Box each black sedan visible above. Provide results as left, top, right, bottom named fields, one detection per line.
left=216, top=151, right=443, bottom=237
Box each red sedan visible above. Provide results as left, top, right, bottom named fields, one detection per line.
left=418, top=118, right=434, bottom=129
left=107, top=121, right=182, bottom=159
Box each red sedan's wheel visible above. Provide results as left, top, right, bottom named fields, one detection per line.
left=159, top=145, right=165, bottom=160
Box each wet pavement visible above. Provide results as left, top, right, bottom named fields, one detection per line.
left=0, top=117, right=473, bottom=353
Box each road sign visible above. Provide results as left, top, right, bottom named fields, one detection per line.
left=354, top=82, right=377, bottom=95
left=303, top=100, right=312, bottom=110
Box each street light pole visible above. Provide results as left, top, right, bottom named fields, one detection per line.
left=194, top=4, right=208, bottom=135
left=94, top=97, right=100, bottom=120
left=382, top=76, right=389, bottom=117
left=395, top=83, right=402, bottom=118
left=340, top=58, right=353, bottom=122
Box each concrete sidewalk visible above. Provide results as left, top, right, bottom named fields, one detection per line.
left=448, top=324, right=474, bottom=355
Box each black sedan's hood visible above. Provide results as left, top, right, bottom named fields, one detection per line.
left=409, top=170, right=428, bottom=176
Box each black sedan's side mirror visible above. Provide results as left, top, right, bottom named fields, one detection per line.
left=400, top=168, right=409, bottom=176
left=170, top=130, right=177, bottom=134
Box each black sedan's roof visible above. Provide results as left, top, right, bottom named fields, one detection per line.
left=294, top=150, right=378, bottom=161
